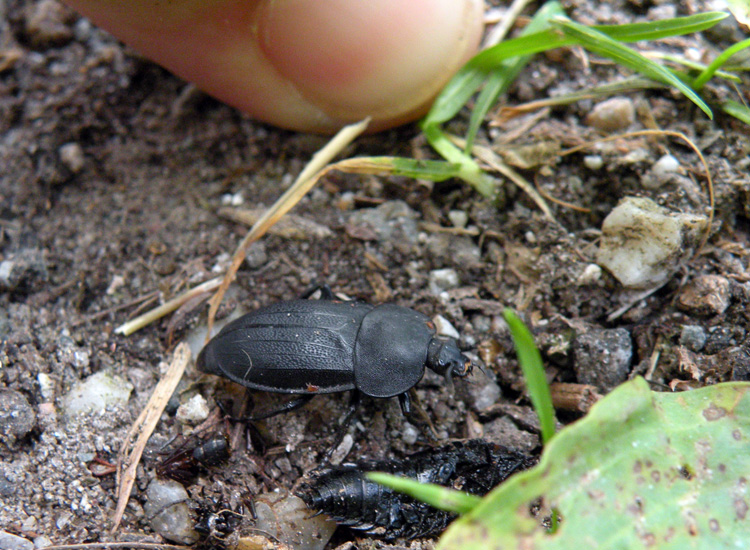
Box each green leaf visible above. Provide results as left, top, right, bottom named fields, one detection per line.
left=504, top=309, right=556, bottom=444
left=438, top=378, right=750, bottom=549
left=366, top=472, right=482, bottom=515
left=721, top=99, right=750, bottom=124
left=553, top=16, right=713, bottom=118
left=693, top=36, right=750, bottom=90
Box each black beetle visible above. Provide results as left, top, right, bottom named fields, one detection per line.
left=197, top=285, right=472, bottom=416
left=156, top=433, right=230, bottom=484
left=298, top=439, right=537, bottom=539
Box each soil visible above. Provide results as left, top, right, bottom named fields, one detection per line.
left=1, top=0, right=749, bottom=548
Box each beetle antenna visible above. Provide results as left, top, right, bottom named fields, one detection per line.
left=475, top=361, right=490, bottom=379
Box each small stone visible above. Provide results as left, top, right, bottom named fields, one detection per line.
left=448, top=210, right=469, bottom=228
left=583, top=155, right=603, bottom=170
left=466, top=372, right=501, bottom=410
left=596, top=197, right=707, bottom=289
left=244, top=241, right=268, bottom=269
left=642, top=154, right=683, bottom=189
left=328, top=433, right=354, bottom=465
left=175, top=394, right=210, bottom=425
left=0, top=390, right=36, bottom=443
left=585, top=97, right=635, bottom=132
left=0, top=248, right=49, bottom=292
left=427, top=234, right=482, bottom=268
left=481, top=416, right=538, bottom=453
left=24, top=0, right=73, bottom=49
left=676, top=275, right=731, bottom=316
left=34, top=535, right=53, bottom=549
left=401, top=422, right=419, bottom=445
left=0, top=531, right=34, bottom=550
left=347, top=200, right=419, bottom=251
left=573, top=328, right=633, bottom=392
left=433, top=315, right=460, bottom=340
left=253, top=492, right=337, bottom=550
left=144, top=479, right=199, bottom=545
left=679, top=325, right=707, bottom=352
left=576, top=263, right=602, bottom=286
left=37, top=373, right=55, bottom=402
left=58, top=143, right=84, bottom=173
left=61, top=371, right=133, bottom=418
left=651, top=154, right=680, bottom=176
left=428, top=268, right=460, bottom=295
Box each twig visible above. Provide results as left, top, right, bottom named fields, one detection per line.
left=114, top=277, right=223, bottom=336
left=111, top=343, right=191, bottom=532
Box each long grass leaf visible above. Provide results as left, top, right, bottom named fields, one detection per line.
left=594, top=12, right=728, bottom=42
left=504, top=309, right=556, bottom=444
left=554, top=17, right=712, bottom=118
left=464, top=1, right=565, bottom=150
left=367, top=473, right=482, bottom=515
left=693, top=36, right=750, bottom=89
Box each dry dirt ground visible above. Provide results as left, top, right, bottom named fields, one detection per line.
left=1, top=0, right=749, bottom=548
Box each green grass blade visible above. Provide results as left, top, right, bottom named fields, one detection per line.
left=693, top=36, right=750, bottom=89
left=468, top=13, right=728, bottom=73
left=425, top=67, right=488, bottom=126
left=503, top=309, right=556, bottom=444
left=464, top=1, right=565, bottom=150
left=593, top=12, right=728, bottom=42
left=366, top=472, right=482, bottom=514
left=420, top=123, right=498, bottom=197
left=721, top=99, right=750, bottom=124
left=359, top=157, right=464, bottom=181
left=553, top=16, right=712, bottom=118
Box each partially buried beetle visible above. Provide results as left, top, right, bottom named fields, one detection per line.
left=197, top=285, right=472, bottom=415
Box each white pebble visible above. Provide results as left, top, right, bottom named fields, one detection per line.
left=596, top=197, right=707, bottom=289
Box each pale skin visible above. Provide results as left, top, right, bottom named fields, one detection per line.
left=62, top=0, right=485, bottom=133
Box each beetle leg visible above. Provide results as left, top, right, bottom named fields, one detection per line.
left=299, top=283, right=335, bottom=300
left=398, top=392, right=411, bottom=415
left=246, top=395, right=315, bottom=420
left=321, top=392, right=360, bottom=465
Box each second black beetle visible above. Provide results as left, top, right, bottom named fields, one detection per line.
left=197, top=285, right=472, bottom=415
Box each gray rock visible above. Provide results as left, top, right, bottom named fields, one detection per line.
left=573, top=328, right=633, bottom=392
left=144, top=478, right=199, bottom=545
left=58, top=142, right=85, bottom=173
left=679, top=325, right=707, bottom=352
left=0, top=390, right=36, bottom=443
left=0, top=531, right=33, bottom=550
left=244, top=241, right=268, bottom=269
left=347, top=200, right=419, bottom=253
left=426, top=234, right=481, bottom=268
left=0, top=248, right=48, bottom=292
left=253, top=491, right=337, bottom=550
left=676, top=275, right=731, bottom=316
left=596, top=197, right=707, bottom=289
left=481, top=416, right=538, bottom=453
left=24, top=0, right=73, bottom=48
left=61, top=371, right=133, bottom=418
left=428, top=268, right=460, bottom=296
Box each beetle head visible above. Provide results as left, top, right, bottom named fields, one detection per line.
left=426, top=336, right=472, bottom=381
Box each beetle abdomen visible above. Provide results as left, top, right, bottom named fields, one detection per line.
left=198, top=300, right=373, bottom=394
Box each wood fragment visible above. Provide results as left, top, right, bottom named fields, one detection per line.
left=549, top=382, right=602, bottom=413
